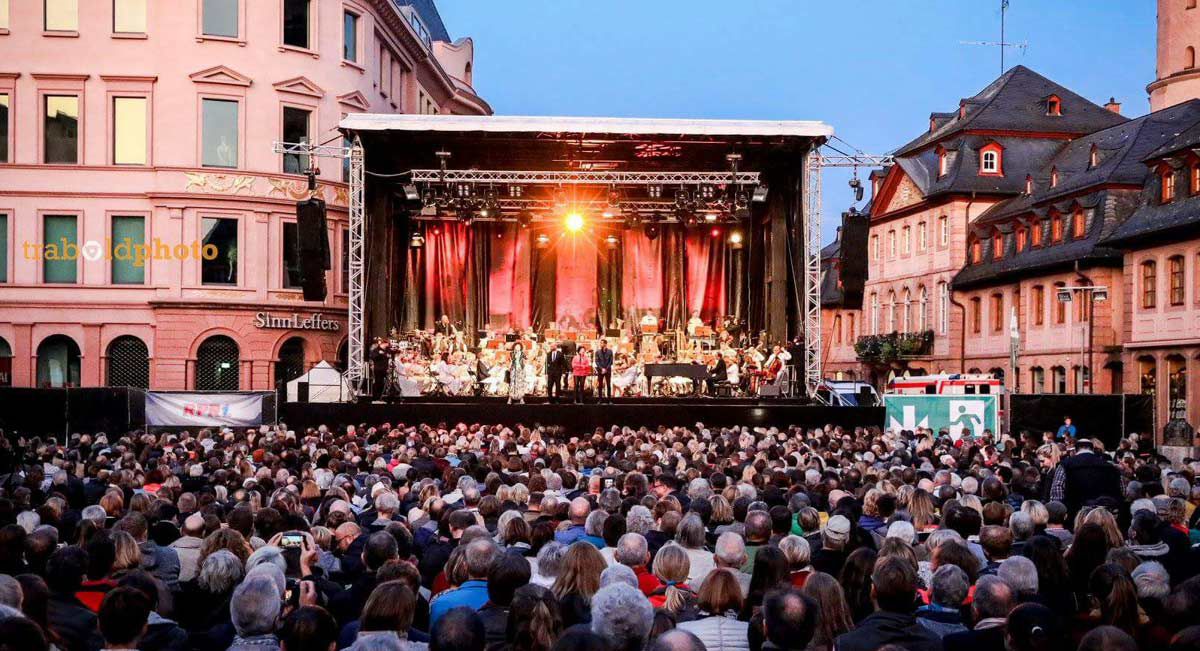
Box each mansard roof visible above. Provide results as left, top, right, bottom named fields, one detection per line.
left=895, top=66, right=1127, bottom=157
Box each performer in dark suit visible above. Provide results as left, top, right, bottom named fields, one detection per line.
left=368, top=337, right=391, bottom=399
left=705, top=356, right=728, bottom=395
left=434, top=314, right=456, bottom=336
left=594, top=339, right=614, bottom=402
left=545, top=344, right=566, bottom=401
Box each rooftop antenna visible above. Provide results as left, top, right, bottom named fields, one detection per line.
left=960, top=0, right=1028, bottom=75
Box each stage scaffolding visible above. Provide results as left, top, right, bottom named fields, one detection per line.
left=294, top=115, right=834, bottom=399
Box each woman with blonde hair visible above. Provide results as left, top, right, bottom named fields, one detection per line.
left=197, top=527, right=252, bottom=567
left=708, top=495, right=735, bottom=531
left=909, top=488, right=938, bottom=533
left=803, top=572, right=855, bottom=651
left=1082, top=507, right=1125, bottom=548
left=552, top=541, right=607, bottom=627
left=110, top=530, right=142, bottom=578
left=648, top=543, right=696, bottom=614
left=678, top=570, right=748, bottom=651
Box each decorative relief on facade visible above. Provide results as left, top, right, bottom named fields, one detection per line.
left=182, top=173, right=349, bottom=207
left=184, top=172, right=256, bottom=195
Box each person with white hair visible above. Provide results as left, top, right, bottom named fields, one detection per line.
left=712, top=532, right=752, bottom=596
left=0, top=575, right=21, bottom=609
left=591, top=583, right=654, bottom=651
left=613, top=533, right=658, bottom=594
left=675, top=514, right=715, bottom=586
left=80, top=505, right=107, bottom=526
left=171, top=513, right=206, bottom=583
left=530, top=541, right=566, bottom=588
left=997, top=556, right=1039, bottom=600
left=581, top=510, right=608, bottom=549
left=625, top=505, right=654, bottom=536
left=886, top=520, right=917, bottom=546
left=228, top=575, right=283, bottom=651
left=779, top=535, right=813, bottom=587
left=15, top=511, right=39, bottom=535
left=916, top=565, right=969, bottom=639
left=600, top=564, right=639, bottom=590
left=1132, top=561, right=1170, bottom=603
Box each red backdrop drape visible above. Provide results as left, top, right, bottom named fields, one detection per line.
left=422, top=222, right=474, bottom=329
left=622, top=230, right=664, bottom=321
left=685, top=231, right=728, bottom=322
left=488, top=224, right=531, bottom=329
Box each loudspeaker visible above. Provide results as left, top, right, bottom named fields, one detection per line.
left=296, top=198, right=330, bottom=301
left=838, top=209, right=870, bottom=305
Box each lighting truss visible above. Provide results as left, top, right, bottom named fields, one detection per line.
left=408, top=169, right=761, bottom=185
left=271, top=142, right=355, bottom=158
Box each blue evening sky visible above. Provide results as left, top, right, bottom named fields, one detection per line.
left=436, top=1, right=1155, bottom=244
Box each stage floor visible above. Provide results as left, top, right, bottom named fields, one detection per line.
left=279, top=398, right=884, bottom=432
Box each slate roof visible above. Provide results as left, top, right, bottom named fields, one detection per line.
left=394, top=0, right=451, bottom=42
left=895, top=66, right=1127, bottom=157
left=895, top=135, right=1066, bottom=202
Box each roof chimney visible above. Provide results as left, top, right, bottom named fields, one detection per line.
left=1104, top=97, right=1121, bottom=114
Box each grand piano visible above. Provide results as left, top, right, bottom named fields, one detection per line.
left=643, top=362, right=708, bottom=396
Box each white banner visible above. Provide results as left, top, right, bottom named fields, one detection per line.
left=145, top=392, right=268, bottom=427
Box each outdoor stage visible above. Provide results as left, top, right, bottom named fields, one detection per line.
left=279, top=396, right=884, bottom=432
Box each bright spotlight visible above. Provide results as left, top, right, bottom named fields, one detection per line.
left=604, top=234, right=620, bottom=249
left=565, top=212, right=584, bottom=233
left=535, top=233, right=551, bottom=249
left=728, top=230, right=744, bottom=249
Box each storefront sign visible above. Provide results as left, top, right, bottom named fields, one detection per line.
left=883, top=394, right=998, bottom=440
left=146, top=391, right=270, bottom=427
left=253, top=312, right=341, bottom=331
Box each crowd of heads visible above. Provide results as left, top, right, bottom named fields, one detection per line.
left=0, top=419, right=1193, bottom=651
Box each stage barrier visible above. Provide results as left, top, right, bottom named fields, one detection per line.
left=1009, top=394, right=1154, bottom=449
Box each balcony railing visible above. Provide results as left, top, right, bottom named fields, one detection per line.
left=854, top=330, right=934, bottom=365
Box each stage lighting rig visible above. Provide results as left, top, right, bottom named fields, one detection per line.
left=605, top=234, right=620, bottom=249
left=535, top=233, right=551, bottom=249
left=478, top=187, right=500, bottom=219
left=409, top=228, right=425, bottom=248
left=752, top=186, right=769, bottom=203
left=644, top=212, right=662, bottom=241
left=517, top=210, right=533, bottom=229
left=401, top=184, right=421, bottom=202
left=565, top=212, right=585, bottom=233
left=728, top=229, right=745, bottom=249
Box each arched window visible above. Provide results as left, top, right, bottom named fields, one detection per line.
left=1188, top=46, right=1196, bottom=70
left=1016, top=226, right=1027, bottom=252
left=275, top=337, right=307, bottom=387
left=970, top=237, right=982, bottom=264
left=937, top=146, right=948, bottom=177
left=1054, top=281, right=1067, bottom=324
left=979, top=142, right=1003, bottom=175
left=1046, top=95, right=1061, bottom=116
left=0, top=337, right=12, bottom=387
left=1031, top=219, right=1043, bottom=246
left=1030, top=367, right=1045, bottom=392
left=106, top=335, right=149, bottom=389
left=1089, top=144, right=1098, bottom=169
left=1025, top=175, right=1034, bottom=194
left=887, top=290, right=897, bottom=332
left=1139, top=356, right=1157, bottom=398
left=1072, top=209, right=1086, bottom=238
left=938, top=282, right=949, bottom=335
left=901, top=288, right=911, bottom=333
left=833, top=315, right=843, bottom=344
left=1168, top=355, right=1188, bottom=420
left=1050, top=167, right=1059, bottom=188
left=1051, top=366, right=1067, bottom=393
left=1162, top=168, right=1176, bottom=204
left=1141, top=260, right=1158, bottom=309
left=992, top=231, right=1004, bottom=259
left=37, top=335, right=81, bottom=388
left=195, top=335, right=240, bottom=391
left=464, top=61, right=473, bottom=85
left=870, top=293, right=880, bottom=334
left=1051, top=213, right=1064, bottom=242
left=1169, top=255, right=1185, bottom=305
left=918, top=285, right=928, bottom=331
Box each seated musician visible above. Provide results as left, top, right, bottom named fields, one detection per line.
left=763, top=345, right=791, bottom=383
left=640, top=310, right=658, bottom=330
left=705, top=354, right=728, bottom=395
left=687, top=310, right=705, bottom=337
left=435, top=314, right=457, bottom=336
left=727, top=354, right=741, bottom=388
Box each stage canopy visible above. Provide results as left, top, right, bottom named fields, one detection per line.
left=339, top=114, right=831, bottom=350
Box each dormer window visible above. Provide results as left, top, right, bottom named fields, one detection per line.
left=959, top=104, right=967, bottom=119
left=1016, top=226, right=1027, bottom=251
left=1051, top=213, right=1064, bottom=242
left=937, top=146, right=948, bottom=178
left=1089, top=145, right=1099, bottom=169
left=1031, top=219, right=1043, bottom=246
left=970, top=237, right=982, bottom=264
left=992, top=231, right=1004, bottom=259
left=1046, top=95, right=1062, bottom=116
left=1050, top=167, right=1059, bottom=188
left=1025, top=175, right=1033, bottom=194
left=930, top=117, right=937, bottom=133
left=1192, top=162, right=1200, bottom=195
left=979, top=142, right=1003, bottom=176
left=1072, top=209, right=1086, bottom=238
left=1161, top=167, right=1176, bottom=204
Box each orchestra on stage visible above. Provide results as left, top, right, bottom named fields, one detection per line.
left=367, top=311, right=797, bottom=401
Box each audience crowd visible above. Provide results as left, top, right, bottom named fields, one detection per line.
left=0, top=420, right=1194, bottom=651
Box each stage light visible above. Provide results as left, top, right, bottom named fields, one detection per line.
left=605, top=234, right=620, bottom=249
left=605, top=186, right=622, bottom=218
left=517, top=210, right=533, bottom=229
left=644, top=221, right=660, bottom=241
left=623, top=213, right=638, bottom=230
left=565, top=212, right=584, bottom=233
left=402, top=184, right=421, bottom=202
left=409, top=230, right=425, bottom=248
left=752, top=186, right=769, bottom=203
left=703, top=211, right=720, bottom=222
left=535, top=233, right=551, bottom=249
left=710, top=228, right=721, bottom=238
left=728, top=230, right=744, bottom=249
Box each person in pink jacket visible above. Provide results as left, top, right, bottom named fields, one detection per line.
left=571, top=345, right=592, bottom=404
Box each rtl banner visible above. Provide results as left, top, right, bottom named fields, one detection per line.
left=882, top=394, right=998, bottom=440
left=145, top=391, right=269, bottom=427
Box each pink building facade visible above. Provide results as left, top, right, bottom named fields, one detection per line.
left=0, top=0, right=489, bottom=390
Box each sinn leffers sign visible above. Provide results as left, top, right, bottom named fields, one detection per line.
left=254, top=312, right=342, bottom=331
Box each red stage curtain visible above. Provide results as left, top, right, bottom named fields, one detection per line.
left=555, top=233, right=598, bottom=328
left=622, top=230, right=664, bottom=321
left=685, top=230, right=728, bottom=322
left=422, top=222, right=474, bottom=329
left=488, top=224, right=531, bottom=329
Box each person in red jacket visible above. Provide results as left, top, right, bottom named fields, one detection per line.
left=571, top=346, right=592, bottom=404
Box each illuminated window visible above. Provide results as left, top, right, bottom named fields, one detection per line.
left=44, top=95, right=80, bottom=164
left=1025, top=175, right=1033, bottom=194
left=992, top=231, right=1004, bottom=259
left=1031, top=219, right=1043, bottom=246
left=937, top=148, right=947, bottom=177
left=970, top=238, right=982, bottom=264
left=1192, top=163, right=1200, bottom=195
left=1051, top=214, right=1063, bottom=242
left=1169, top=255, right=1185, bottom=305
left=1072, top=209, right=1086, bottom=238
left=1089, top=145, right=1098, bottom=169
left=1032, top=285, right=1044, bottom=325
left=1162, top=168, right=1176, bottom=204
left=1141, top=260, right=1157, bottom=309
left=1016, top=226, right=1027, bottom=252
left=112, top=97, right=147, bottom=165
left=113, top=0, right=145, bottom=33
left=1050, top=167, right=1059, bottom=188
left=44, top=0, right=77, bottom=31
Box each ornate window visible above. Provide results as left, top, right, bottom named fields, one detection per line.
left=106, top=335, right=149, bottom=389
left=938, top=282, right=949, bottom=335
left=1169, top=255, right=1185, bottom=305
left=1142, top=260, right=1158, bottom=309
left=195, top=335, right=240, bottom=390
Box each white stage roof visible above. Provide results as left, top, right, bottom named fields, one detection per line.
left=340, top=114, right=833, bottom=139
